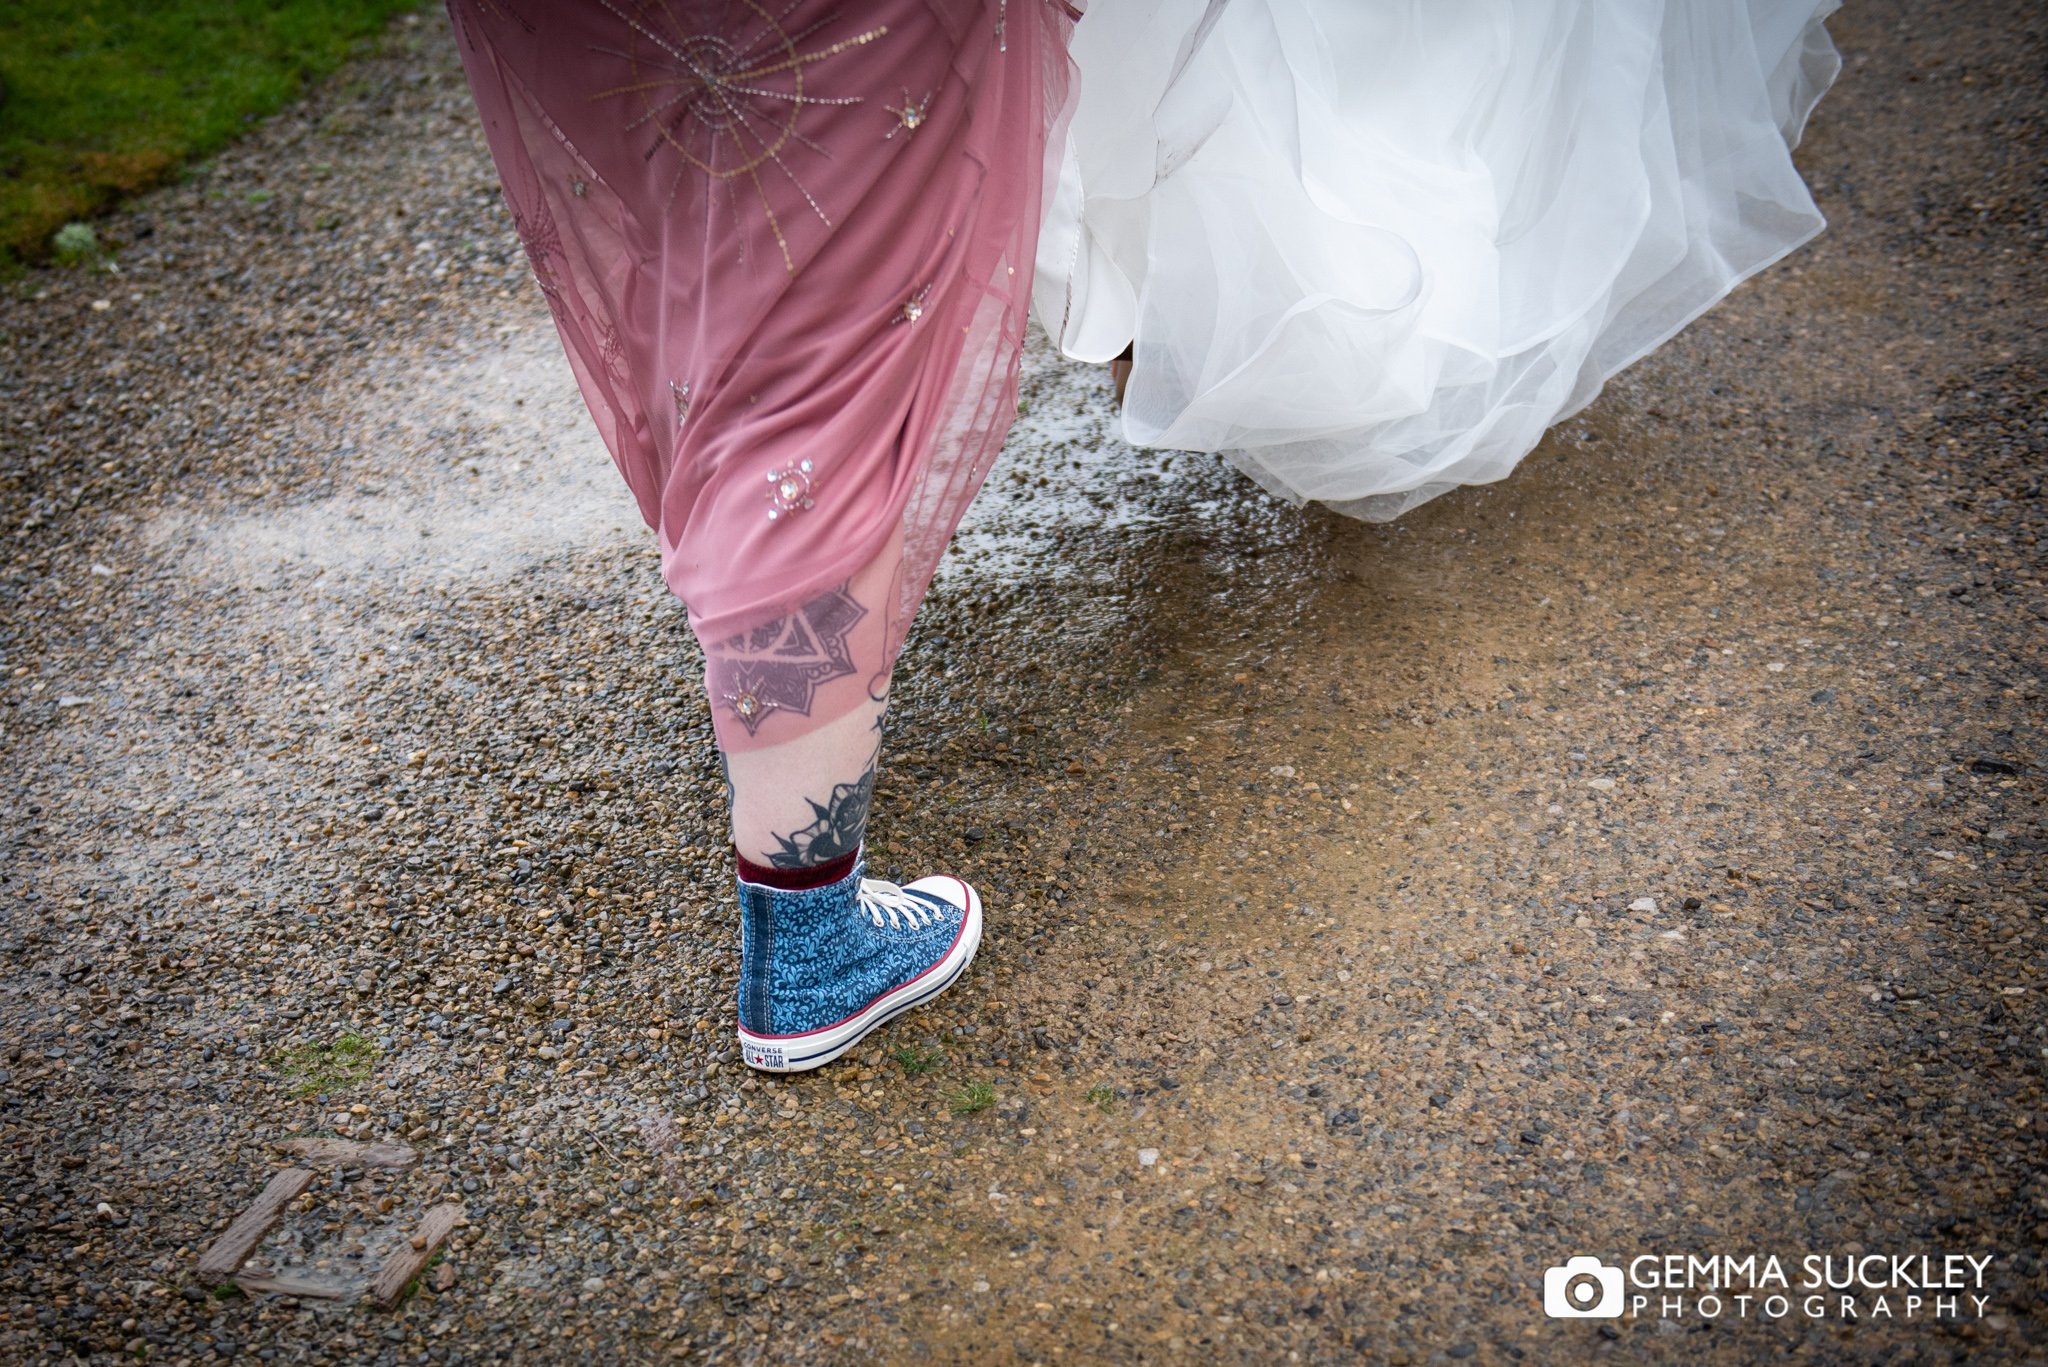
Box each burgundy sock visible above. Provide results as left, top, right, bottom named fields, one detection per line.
left=735, top=846, right=858, bottom=890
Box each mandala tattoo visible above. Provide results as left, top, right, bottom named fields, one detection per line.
left=707, top=582, right=866, bottom=735
left=764, top=760, right=875, bottom=868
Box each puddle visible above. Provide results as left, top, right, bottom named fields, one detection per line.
left=949, top=334, right=1179, bottom=586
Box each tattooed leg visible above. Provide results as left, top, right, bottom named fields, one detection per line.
left=723, top=689, right=889, bottom=868
left=760, top=724, right=882, bottom=868
left=703, top=526, right=902, bottom=869
left=700, top=520, right=902, bottom=753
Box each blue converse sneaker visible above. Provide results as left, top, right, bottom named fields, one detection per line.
left=735, top=858, right=982, bottom=1073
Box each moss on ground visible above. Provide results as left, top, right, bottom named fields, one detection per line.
left=277, top=1030, right=379, bottom=1097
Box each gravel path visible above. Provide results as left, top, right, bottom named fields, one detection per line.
left=1, top=3, right=2042, bottom=1364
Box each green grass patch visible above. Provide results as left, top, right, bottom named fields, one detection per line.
left=948, top=1081, right=995, bottom=1115
left=890, top=1044, right=941, bottom=1076
left=278, top=1029, right=379, bottom=1097
left=0, top=0, right=428, bottom=265
left=1085, top=1085, right=1116, bottom=1114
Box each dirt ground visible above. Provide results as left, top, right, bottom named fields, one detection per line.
left=1, top=2, right=2042, bottom=1364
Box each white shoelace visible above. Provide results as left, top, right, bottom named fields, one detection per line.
left=859, top=878, right=942, bottom=930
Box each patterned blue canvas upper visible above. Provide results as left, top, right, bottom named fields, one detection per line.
left=736, top=860, right=965, bottom=1037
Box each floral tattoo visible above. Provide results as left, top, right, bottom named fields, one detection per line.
left=759, top=713, right=886, bottom=869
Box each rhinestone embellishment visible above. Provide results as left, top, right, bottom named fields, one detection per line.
left=884, top=88, right=932, bottom=140
left=671, top=379, right=692, bottom=429
left=765, top=458, right=815, bottom=520
left=893, top=284, right=932, bottom=327
left=727, top=691, right=766, bottom=722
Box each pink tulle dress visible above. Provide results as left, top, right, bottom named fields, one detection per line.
left=448, top=0, right=1072, bottom=752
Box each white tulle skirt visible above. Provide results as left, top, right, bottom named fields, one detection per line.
left=1032, top=0, right=1842, bottom=518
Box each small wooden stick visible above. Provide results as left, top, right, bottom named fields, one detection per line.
left=273, top=1137, right=418, bottom=1169
left=231, top=1273, right=351, bottom=1300
left=370, top=1204, right=464, bottom=1308
left=195, top=1168, right=315, bottom=1286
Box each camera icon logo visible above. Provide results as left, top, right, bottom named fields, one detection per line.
left=1544, top=1256, right=1625, bottom=1318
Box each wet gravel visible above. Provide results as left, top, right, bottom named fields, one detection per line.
left=1, top=2, right=2043, bottom=1364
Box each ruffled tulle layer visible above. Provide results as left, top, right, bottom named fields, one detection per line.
left=1035, top=0, right=1841, bottom=517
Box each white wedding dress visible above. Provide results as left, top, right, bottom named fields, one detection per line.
left=1033, top=0, right=1841, bottom=518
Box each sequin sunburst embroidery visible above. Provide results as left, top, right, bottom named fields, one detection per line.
left=598, top=322, right=630, bottom=382
left=509, top=180, right=569, bottom=321
left=468, top=0, right=535, bottom=35
left=589, top=1, right=888, bottom=275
